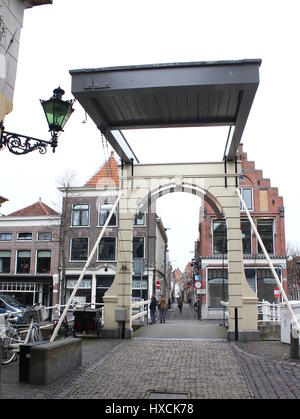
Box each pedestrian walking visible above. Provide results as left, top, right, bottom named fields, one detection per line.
left=158, top=294, right=167, bottom=323
left=149, top=295, right=158, bottom=324
left=177, top=296, right=183, bottom=313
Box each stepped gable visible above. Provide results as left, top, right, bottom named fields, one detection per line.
left=8, top=200, right=59, bottom=217
left=85, top=152, right=120, bottom=188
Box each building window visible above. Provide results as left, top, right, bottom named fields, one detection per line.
left=16, top=250, right=31, bottom=274
left=99, top=203, right=117, bottom=226
left=212, top=221, right=227, bottom=254
left=133, top=237, right=145, bottom=259
left=240, top=188, right=253, bottom=211
left=207, top=269, right=228, bottom=308
left=98, top=237, right=116, bottom=261
left=17, top=232, right=32, bottom=241
left=36, top=250, right=51, bottom=274
left=245, top=268, right=256, bottom=293
left=0, top=233, right=12, bottom=241
left=257, top=268, right=281, bottom=302
left=134, top=213, right=145, bottom=226
left=96, top=275, right=115, bottom=304
left=241, top=220, right=251, bottom=254
left=71, top=238, right=88, bottom=261
left=72, top=204, right=89, bottom=227
left=38, top=232, right=52, bottom=241
left=257, top=220, right=274, bottom=254
left=0, top=251, right=11, bottom=273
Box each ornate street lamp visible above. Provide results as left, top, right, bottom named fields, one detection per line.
left=0, top=87, right=74, bottom=155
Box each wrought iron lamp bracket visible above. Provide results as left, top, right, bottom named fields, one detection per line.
left=0, top=122, right=58, bottom=155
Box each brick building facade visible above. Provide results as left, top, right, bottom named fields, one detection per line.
left=0, top=199, right=60, bottom=306
left=59, top=152, right=168, bottom=306
left=194, top=145, right=287, bottom=319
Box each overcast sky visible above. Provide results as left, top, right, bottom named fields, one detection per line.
left=1, top=0, right=300, bottom=270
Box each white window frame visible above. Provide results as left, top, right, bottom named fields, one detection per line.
left=240, top=188, right=253, bottom=212
left=241, top=219, right=252, bottom=255
left=257, top=218, right=274, bottom=255
left=212, top=220, right=227, bottom=255
left=0, top=250, right=11, bottom=274
left=133, top=213, right=146, bottom=227
left=69, top=237, right=89, bottom=262
left=71, top=204, right=90, bottom=228
left=133, top=236, right=145, bottom=259
left=97, top=236, right=117, bottom=262
left=17, top=232, right=33, bottom=241
left=37, top=232, right=53, bottom=241
left=35, top=250, right=52, bottom=274
left=98, top=203, right=118, bottom=227
left=0, top=233, right=12, bottom=241
left=15, top=250, right=31, bottom=274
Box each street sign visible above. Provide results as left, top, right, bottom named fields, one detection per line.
left=197, top=289, right=205, bottom=295
left=274, top=287, right=280, bottom=298
left=195, top=281, right=202, bottom=289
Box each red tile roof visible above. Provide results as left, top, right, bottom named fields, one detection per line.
left=85, top=152, right=120, bottom=188
left=8, top=201, right=59, bottom=217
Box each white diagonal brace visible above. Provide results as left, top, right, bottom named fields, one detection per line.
left=50, top=190, right=123, bottom=342
left=236, top=188, right=300, bottom=335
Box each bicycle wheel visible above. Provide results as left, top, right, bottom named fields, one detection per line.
left=1, top=329, right=21, bottom=365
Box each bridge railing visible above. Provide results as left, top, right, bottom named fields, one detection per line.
left=131, top=300, right=150, bottom=322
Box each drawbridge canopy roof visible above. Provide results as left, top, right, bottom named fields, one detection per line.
left=70, top=59, right=261, bottom=163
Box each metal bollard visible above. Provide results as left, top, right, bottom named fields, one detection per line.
left=290, top=329, right=299, bottom=360
left=235, top=308, right=239, bottom=341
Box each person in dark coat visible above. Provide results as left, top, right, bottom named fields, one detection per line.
left=177, top=296, right=183, bottom=313
left=149, top=295, right=158, bottom=324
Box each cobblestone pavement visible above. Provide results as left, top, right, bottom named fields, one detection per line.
left=1, top=303, right=299, bottom=399
left=231, top=342, right=300, bottom=399
left=0, top=338, right=121, bottom=399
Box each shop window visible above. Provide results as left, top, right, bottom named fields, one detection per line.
left=71, top=237, right=88, bottom=261
left=36, top=250, right=51, bottom=274
left=133, top=237, right=144, bottom=259
left=257, top=268, right=281, bottom=303
left=96, top=275, right=115, bottom=304
left=0, top=251, right=11, bottom=273
left=16, top=250, right=31, bottom=274
left=257, top=220, right=274, bottom=254
left=72, top=204, right=89, bottom=227
left=241, top=220, right=251, bottom=254
left=213, top=221, right=227, bottom=254
left=240, top=188, right=253, bottom=211
left=65, top=276, right=92, bottom=304
left=207, top=269, right=228, bottom=308
left=98, top=237, right=116, bottom=261
left=0, top=233, right=12, bottom=241
left=17, top=232, right=32, bottom=241
left=38, top=232, right=52, bottom=241
left=99, top=203, right=117, bottom=226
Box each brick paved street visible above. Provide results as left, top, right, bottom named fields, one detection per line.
left=1, top=303, right=299, bottom=399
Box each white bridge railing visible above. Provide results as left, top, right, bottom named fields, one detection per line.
left=131, top=300, right=150, bottom=322
left=257, top=300, right=281, bottom=323
left=221, top=300, right=281, bottom=324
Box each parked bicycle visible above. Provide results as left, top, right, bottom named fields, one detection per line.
left=1, top=312, right=43, bottom=365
